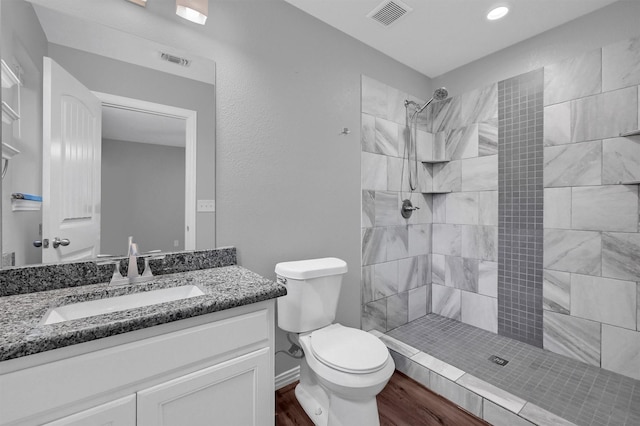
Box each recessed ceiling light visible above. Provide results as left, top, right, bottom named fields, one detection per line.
left=487, top=6, right=509, bottom=21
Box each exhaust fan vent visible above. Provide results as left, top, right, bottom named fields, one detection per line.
left=160, top=52, right=191, bottom=67
left=367, top=0, right=412, bottom=27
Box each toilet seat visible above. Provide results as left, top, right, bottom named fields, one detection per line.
left=309, top=324, right=389, bottom=374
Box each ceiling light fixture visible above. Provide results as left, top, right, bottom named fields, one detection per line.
left=125, top=0, right=147, bottom=6
left=487, top=5, right=509, bottom=21
left=176, top=0, right=208, bottom=25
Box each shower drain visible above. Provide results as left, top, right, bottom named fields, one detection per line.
left=488, top=355, right=509, bottom=366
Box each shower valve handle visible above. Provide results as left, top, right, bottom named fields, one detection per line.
left=401, top=199, right=419, bottom=219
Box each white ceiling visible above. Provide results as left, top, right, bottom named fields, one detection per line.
left=29, top=0, right=215, bottom=84
left=27, top=0, right=620, bottom=80
left=102, top=107, right=186, bottom=148
left=284, top=0, right=620, bottom=78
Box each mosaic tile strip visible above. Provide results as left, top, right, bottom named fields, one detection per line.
left=498, top=69, right=544, bottom=347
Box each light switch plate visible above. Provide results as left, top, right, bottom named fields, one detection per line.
left=197, top=199, right=215, bottom=212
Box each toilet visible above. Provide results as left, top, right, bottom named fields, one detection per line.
left=276, top=257, right=395, bottom=426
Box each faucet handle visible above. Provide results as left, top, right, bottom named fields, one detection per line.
left=142, top=250, right=162, bottom=255
left=95, top=255, right=122, bottom=265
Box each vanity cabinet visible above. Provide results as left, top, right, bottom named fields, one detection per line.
left=0, top=301, right=275, bottom=426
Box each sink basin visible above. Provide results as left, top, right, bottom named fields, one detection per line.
left=41, top=285, right=205, bottom=325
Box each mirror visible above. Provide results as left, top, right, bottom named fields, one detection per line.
left=1, top=0, right=216, bottom=267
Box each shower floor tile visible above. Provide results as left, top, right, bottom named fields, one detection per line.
left=387, top=314, right=640, bottom=426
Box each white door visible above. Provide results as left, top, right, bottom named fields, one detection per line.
left=42, top=57, right=102, bottom=263
left=42, top=395, right=136, bottom=426
left=137, top=348, right=272, bottom=426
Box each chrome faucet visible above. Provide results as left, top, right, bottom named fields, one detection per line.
left=97, top=237, right=165, bottom=286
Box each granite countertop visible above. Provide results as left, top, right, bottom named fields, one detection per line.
left=0, top=266, right=286, bottom=362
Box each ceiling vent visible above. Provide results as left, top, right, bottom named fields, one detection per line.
left=367, top=0, right=412, bottom=27
left=160, top=52, right=191, bottom=67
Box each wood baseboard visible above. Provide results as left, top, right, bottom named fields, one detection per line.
left=275, top=366, right=300, bottom=390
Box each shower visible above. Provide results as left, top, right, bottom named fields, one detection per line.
left=400, top=87, right=449, bottom=218
left=404, top=87, right=449, bottom=114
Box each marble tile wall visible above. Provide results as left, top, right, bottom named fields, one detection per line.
left=427, top=81, right=500, bottom=334
left=361, top=75, right=433, bottom=333
left=542, top=35, right=640, bottom=380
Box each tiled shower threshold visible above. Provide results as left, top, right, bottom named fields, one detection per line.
left=372, top=314, right=639, bottom=426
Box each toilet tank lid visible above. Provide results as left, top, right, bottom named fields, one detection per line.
left=275, top=257, right=348, bottom=280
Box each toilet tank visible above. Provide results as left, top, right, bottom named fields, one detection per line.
left=275, top=258, right=348, bottom=333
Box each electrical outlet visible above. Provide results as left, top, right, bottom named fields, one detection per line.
left=197, top=199, right=215, bottom=212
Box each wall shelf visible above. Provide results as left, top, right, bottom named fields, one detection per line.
left=1, top=59, right=21, bottom=89
left=2, top=142, right=20, bottom=178
left=11, top=199, right=41, bottom=211
left=422, top=191, right=452, bottom=194
left=1, top=59, right=22, bottom=129
left=2, top=101, right=20, bottom=124
left=619, top=130, right=640, bottom=137
left=11, top=193, right=42, bottom=211
left=421, top=159, right=450, bottom=164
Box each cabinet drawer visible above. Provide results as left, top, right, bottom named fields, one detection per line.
left=43, top=395, right=136, bottom=426
left=0, top=307, right=270, bottom=425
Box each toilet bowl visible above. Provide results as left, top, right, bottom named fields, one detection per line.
left=275, top=258, right=394, bottom=425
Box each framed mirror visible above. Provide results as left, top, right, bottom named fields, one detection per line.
left=1, top=0, right=216, bottom=267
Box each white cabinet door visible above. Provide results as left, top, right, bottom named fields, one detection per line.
left=137, top=348, right=273, bottom=426
left=43, top=395, right=136, bottom=426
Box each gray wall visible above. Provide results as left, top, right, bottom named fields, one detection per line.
left=207, top=2, right=431, bottom=375
left=1, top=0, right=47, bottom=266
left=101, top=139, right=185, bottom=255
left=48, top=43, right=216, bottom=250
left=433, top=0, right=640, bottom=95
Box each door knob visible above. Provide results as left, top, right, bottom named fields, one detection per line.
left=52, top=237, right=70, bottom=248
left=33, top=239, right=49, bottom=248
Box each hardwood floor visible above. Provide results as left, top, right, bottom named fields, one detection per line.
left=275, top=371, right=490, bottom=426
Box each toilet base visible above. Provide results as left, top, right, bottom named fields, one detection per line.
left=295, top=358, right=382, bottom=426
left=295, top=382, right=328, bottom=426
left=295, top=381, right=381, bottom=426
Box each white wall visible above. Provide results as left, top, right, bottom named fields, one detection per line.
left=101, top=139, right=185, bottom=255
left=207, top=2, right=431, bottom=375
left=434, top=0, right=640, bottom=95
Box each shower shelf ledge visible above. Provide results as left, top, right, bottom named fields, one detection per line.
left=421, top=159, right=450, bottom=164
left=619, top=129, right=640, bottom=137
left=615, top=180, right=640, bottom=185
left=422, top=190, right=452, bottom=194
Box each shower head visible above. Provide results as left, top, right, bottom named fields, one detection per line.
left=416, top=87, right=449, bottom=113
left=433, top=87, right=449, bottom=101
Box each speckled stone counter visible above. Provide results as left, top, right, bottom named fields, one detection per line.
left=0, top=265, right=286, bottom=361
left=0, top=247, right=238, bottom=297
